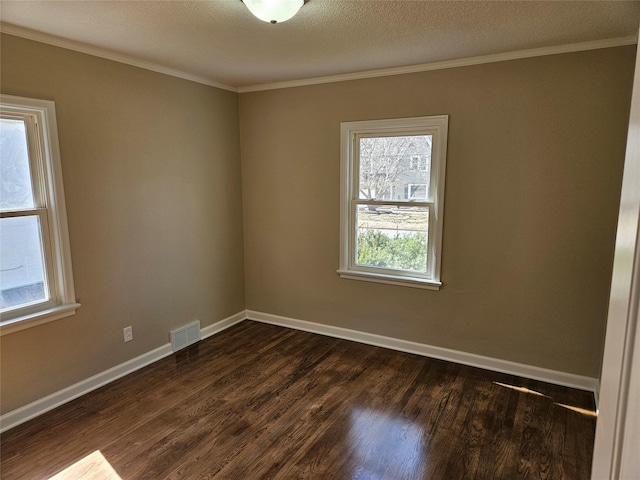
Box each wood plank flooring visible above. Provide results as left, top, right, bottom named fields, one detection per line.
left=0, top=321, right=597, bottom=479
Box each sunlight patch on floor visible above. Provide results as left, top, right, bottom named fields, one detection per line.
left=554, top=403, right=598, bottom=417
left=48, top=450, right=121, bottom=480
left=493, top=381, right=551, bottom=398
left=492, top=381, right=597, bottom=417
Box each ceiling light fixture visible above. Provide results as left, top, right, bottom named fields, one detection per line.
left=242, top=0, right=304, bottom=24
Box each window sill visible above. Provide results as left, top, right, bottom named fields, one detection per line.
left=337, top=269, right=442, bottom=290
left=0, top=303, right=81, bottom=336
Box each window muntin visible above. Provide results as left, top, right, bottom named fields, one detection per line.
left=339, top=116, right=448, bottom=289
left=0, top=95, right=79, bottom=334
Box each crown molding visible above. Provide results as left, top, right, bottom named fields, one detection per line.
left=238, top=35, right=638, bottom=93
left=2, top=22, right=636, bottom=95
left=0, top=23, right=238, bottom=93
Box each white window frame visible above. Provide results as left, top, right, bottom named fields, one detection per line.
left=0, top=95, right=79, bottom=335
left=338, top=115, right=448, bottom=290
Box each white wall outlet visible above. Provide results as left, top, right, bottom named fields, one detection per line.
left=123, top=326, right=133, bottom=342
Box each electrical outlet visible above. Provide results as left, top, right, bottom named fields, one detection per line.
left=123, top=326, right=133, bottom=342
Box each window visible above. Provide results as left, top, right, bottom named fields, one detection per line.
left=0, top=95, right=79, bottom=335
left=410, top=155, right=428, bottom=171
left=338, top=115, right=448, bottom=290
left=407, top=184, right=428, bottom=200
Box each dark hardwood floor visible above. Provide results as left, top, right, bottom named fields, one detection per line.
left=0, top=321, right=596, bottom=479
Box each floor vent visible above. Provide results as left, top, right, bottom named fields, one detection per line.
left=170, top=320, right=201, bottom=352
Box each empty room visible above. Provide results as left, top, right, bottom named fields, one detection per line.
left=1, top=1, right=639, bottom=479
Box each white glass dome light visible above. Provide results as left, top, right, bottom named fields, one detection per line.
left=243, top=0, right=304, bottom=24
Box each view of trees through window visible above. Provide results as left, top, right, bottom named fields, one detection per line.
left=356, top=135, right=432, bottom=273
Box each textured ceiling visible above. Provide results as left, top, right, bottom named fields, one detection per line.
left=1, top=0, right=638, bottom=89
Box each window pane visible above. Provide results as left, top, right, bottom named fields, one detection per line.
left=358, top=135, right=432, bottom=201
left=356, top=204, right=429, bottom=273
left=0, top=216, right=48, bottom=310
left=0, top=118, right=35, bottom=210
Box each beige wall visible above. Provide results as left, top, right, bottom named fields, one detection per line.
left=240, top=46, right=636, bottom=378
left=0, top=34, right=246, bottom=413
left=0, top=33, right=635, bottom=415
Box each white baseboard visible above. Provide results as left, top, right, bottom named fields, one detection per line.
left=201, top=311, right=246, bottom=340
left=246, top=310, right=600, bottom=394
left=0, top=311, right=245, bottom=433
left=0, top=344, right=172, bottom=434
left=1, top=308, right=599, bottom=433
